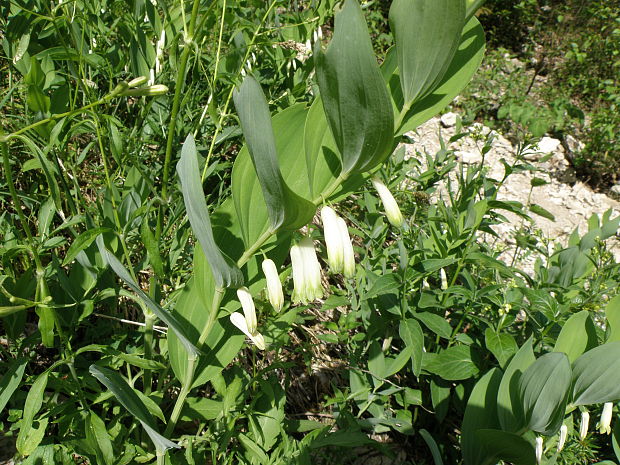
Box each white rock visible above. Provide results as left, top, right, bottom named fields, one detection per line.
left=537, top=137, right=562, bottom=153
left=564, top=134, right=584, bottom=153
left=440, top=112, right=458, bottom=128
left=611, top=184, right=620, bottom=196
left=457, top=150, right=482, bottom=164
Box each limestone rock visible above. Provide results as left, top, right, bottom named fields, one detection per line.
left=440, top=112, right=458, bottom=128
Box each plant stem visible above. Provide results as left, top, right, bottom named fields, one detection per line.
left=164, top=287, right=225, bottom=436
left=0, top=86, right=125, bottom=144
left=159, top=0, right=202, bottom=238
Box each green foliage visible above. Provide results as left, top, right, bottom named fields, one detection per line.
left=1, top=1, right=620, bottom=465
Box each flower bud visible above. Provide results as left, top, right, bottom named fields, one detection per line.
left=580, top=411, right=590, bottom=440
left=127, top=76, right=149, bottom=88
left=290, top=237, right=323, bottom=304
left=321, top=206, right=344, bottom=273
left=598, top=402, right=613, bottom=435
left=371, top=177, right=404, bottom=228
left=535, top=437, right=543, bottom=465
left=557, top=424, right=567, bottom=452
left=230, top=312, right=265, bottom=350
left=440, top=268, right=448, bottom=290
left=262, top=259, right=284, bottom=312
left=337, top=217, right=355, bottom=278
left=236, top=287, right=257, bottom=334
left=121, top=84, right=169, bottom=97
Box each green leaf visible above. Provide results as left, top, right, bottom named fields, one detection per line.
left=314, top=0, right=394, bottom=175
left=572, top=342, right=620, bottom=405
left=232, top=76, right=314, bottom=232
left=606, top=295, right=620, bottom=343
left=553, top=310, right=598, bottom=362
left=89, top=365, right=178, bottom=453
left=399, top=319, right=424, bottom=377
left=85, top=411, right=114, bottom=465
left=518, top=352, right=571, bottom=435
left=16, top=371, right=48, bottom=456
left=497, top=337, right=535, bottom=432
left=388, top=16, right=486, bottom=136
left=529, top=204, right=555, bottom=221
left=414, top=312, right=453, bottom=339
left=62, top=227, right=112, bottom=266
left=419, top=429, right=444, bottom=465
left=141, top=219, right=164, bottom=278
left=424, top=344, right=479, bottom=380
left=365, top=273, right=401, bottom=299
left=99, top=245, right=199, bottom=359
left=462, top=368, right=502, bottom=465
left=389, top=0, right=466, bottom=105
left=474, top=429, right=536, bottom=465
left=177, top=134, right=243, bottom=289
left=485, top=329, right=518, bottom=368
left=0, top=357, right=27, bottom=414
left=182, top=398, right=223, bottom=422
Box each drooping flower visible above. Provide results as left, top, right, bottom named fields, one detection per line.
left=371, top=177, right=404, bottom=228
left=580, top=411, right=590, bottom=440
left=229, top=312, right=265, bottom=350
left=598, top=402, right=613, bottom=435
left=337, top=217, right=355, bottom=278
left=290, top=237, right=323, bottom=304
left=262, top=259, right=284, bottom=312
left=535, top=437, right=543, bottom=465
left=236, top=287, right=257, bottom=334
left=321, top=206, right=344, bottom=273
left=557, top=424, right=567, bottom=452
left=440, top=268, right=448, bottom=290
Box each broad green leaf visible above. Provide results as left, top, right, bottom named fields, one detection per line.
left=424, top=344, right=479, bottom=380
left=572, top=342, right=620, bottom=405
left=497, top=337, right=535, bottom=432
left=518, top=352, right=571, bottom=435
left=182, top=398, right=223, bottom=422
left=485, top=329, right=518, bottom=368
left=462, top=368, right=502, bottom=465
left=474, top=429, right=536, bottom=465
left=0, top=357, right=27, bottom=414
left=529, top=204, right=555, bottom=221
left=389, top=0, right=465, bottom=105
left=99, top=245, right=199, bottom=359
left=89, top=365, right=178, bottom=453
left=386, top=17, right=486, bottom=136
left=62, top=227, right=112, bottom=266
left=177, top=134, right=243, bottom=289
left=414, top=312, right=453, bottom=339
left=365, top=273, right=401, bottom=299
left=85, top=411, right=114, bottom=465
left=553, top=310, right=598, bottom=362
left=231, top=104, right=309, bottom=248
left=606, top=295, right=620, bottom=343
left=399, top=319, right=424, bottom=377
left=16, top=371, right=48, bottom=456
left=232, top=76, right=314, bottom=232
left=314, top=0, right=394, bottom=175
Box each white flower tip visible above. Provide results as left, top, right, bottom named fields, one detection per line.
left=236, top=287, right=257, bottom=334
left=580, top=411, right=590, bottom=440
left=558, top=424, right=567, bottom=452
left=262, top=259, right=284, bottom=312
left=535, top=437, right=543, bottom=464
left=371, top=177, right=404, bottom=228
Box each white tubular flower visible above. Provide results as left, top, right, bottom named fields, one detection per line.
left=262, top=259, right=284, bottom=312
left=230, top=312, right=266, bottom=350
left=337, top=217, right=355, bottom=278
left=155, top=29, right=165, bottom=74
left=371, top=177, right=404, bottom=228
left=580, top=411, right=590, bottom=440
left=535, top=437, right=543, bottom=465
left=236, top=287, right=257, bottom=335
left=440, top=268, right=448, bottom=290
left=558, top=424, right=567, bottom=452
left=598, top=402, right=613, bottom=435
left=321, top=206, right=344, bottom=273
left=290, top=237, right=323, bottom=304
